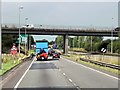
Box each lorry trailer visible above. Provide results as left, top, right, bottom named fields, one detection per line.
left=36, top=39, right=48, bottom=60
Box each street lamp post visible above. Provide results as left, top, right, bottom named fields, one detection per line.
left=111, top=18, right=114, bottom=54
left=111, top=30, right=113, bottom=54
left=91, top=36, right=92, bottom=53
left=73, top=38, right=74, bottom=49
left=29, top=35, right=30, bottom=54
left=18, top=6, right=23, bottom=54
left=78, top=36, right=80, bottom=48
left=90, top=24, right=93, bottom=53
left=25, top=17, right=28, bottom=55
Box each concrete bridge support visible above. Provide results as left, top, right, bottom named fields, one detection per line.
left=0, top=26, right=1, bottom=69
left=63, top=34, right=68, bottom=54
left=27, top=35, right=30, bottom=51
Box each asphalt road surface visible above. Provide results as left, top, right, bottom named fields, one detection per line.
left=2, top=57, right=119, bottom=90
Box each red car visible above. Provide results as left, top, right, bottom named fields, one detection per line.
left=37, top=53, right=48, bottom=60
left=36, top=49, right=48, bottom=60
left=52, top=52, right=60, bottom=58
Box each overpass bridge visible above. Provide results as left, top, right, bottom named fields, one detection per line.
left=1, top=25, right=119, bottom=54
left=1, top=27, right=119, bottom=36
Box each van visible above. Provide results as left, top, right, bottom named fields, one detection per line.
left=22, top=24, right=34, bottom=29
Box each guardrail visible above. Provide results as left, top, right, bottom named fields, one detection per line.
left=21, top=54, right=35, bottom=61
left=69, top=50, right=120, bottom=57
left=80, top=58, right=120, bottom=70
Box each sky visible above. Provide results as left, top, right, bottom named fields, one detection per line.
left=1, top=0, right=119, bottom=41
left=1, top=0, right=120, bottom=2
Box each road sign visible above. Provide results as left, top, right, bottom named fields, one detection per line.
left=11, top=45, right=17, bottom=55
left=101, top=48, right=106, bottom=53
left=21, top=34, right=28, bottom=37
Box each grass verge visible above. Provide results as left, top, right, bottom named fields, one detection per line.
left=0, top=53, right=27, bottom=76
left=0, top=60, right=23, bottom=76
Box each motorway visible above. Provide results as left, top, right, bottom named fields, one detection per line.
left=2, top=57, right=119, bottom=90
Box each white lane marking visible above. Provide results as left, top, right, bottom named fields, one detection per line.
left=63, top=73, right=66, bottom=76
left=59, top=66, right=78, bottom=88
left=69, top=79, right=73, bottom=82
left=14, top=59, right=35, bottom=89
left=61, top=57, right=119, bottom=80
left=73, top=83, right=76, bottom=86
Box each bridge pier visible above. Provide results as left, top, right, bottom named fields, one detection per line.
left=63, top=34, right=68, bottom=54
left=27, top=35, right=30, bottom=51
left=0, top=26, right=1, bottom=69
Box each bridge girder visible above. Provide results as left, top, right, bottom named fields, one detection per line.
left=1, top=28, right=119, bottom=37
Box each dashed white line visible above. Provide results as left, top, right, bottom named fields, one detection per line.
left=69, top=79, right=73, bottom=82
left=76, top=86, right=81, bottom=90
left=73, top=83, right=76, bottom=86
left=58, top=65, right=78, bottom=89
left=63, top=73, right=66, bottom=76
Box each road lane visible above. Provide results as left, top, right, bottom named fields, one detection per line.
left=53, top=57, right=119, bottom=88
left=2, top=59, right=34, bottom=89
left=17, top=60, right=76, bottom=89
left=6, top=56, right=118, bottom=89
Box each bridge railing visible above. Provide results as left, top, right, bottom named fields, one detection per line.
left=1, top=23, right=115, bottom=31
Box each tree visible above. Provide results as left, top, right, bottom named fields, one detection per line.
left=99, top=39, right=110, bottom=52
left=118, top=31, right=120, bottom=39
left=30, top=35, right=35, bottom=45
left=2, top=34, right=18, bottom=53
left=113, top=40, right=120, bottom=53
left=73, top=36, right=78, bottom=48
left=107, top=39, right=120, bottom=54
left=55, top=36, right=63, bottom=49
left=79, top=36, right=84, bottom=48
left=84, top=42, right=91, bottom=51
left=68, top=37, right=73, bottom=48
left=26, top=35, right=35, bottom=50
left=49, top=41, right=55, bottom=45
left=84, top=36, right=103, bottom=52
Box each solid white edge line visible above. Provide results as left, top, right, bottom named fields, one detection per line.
left=14, top=59, right=34, bottom=89
left=61, top=57, right=119, bottom=80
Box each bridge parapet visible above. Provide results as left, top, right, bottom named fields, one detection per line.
left=1, top=24, right=115, bottom=31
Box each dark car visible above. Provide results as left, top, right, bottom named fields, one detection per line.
left=48, top=48, right=55, bottom=56
left=52, top=52, right=60, bottom=58
left=115, top=27, right=120, bottom=31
